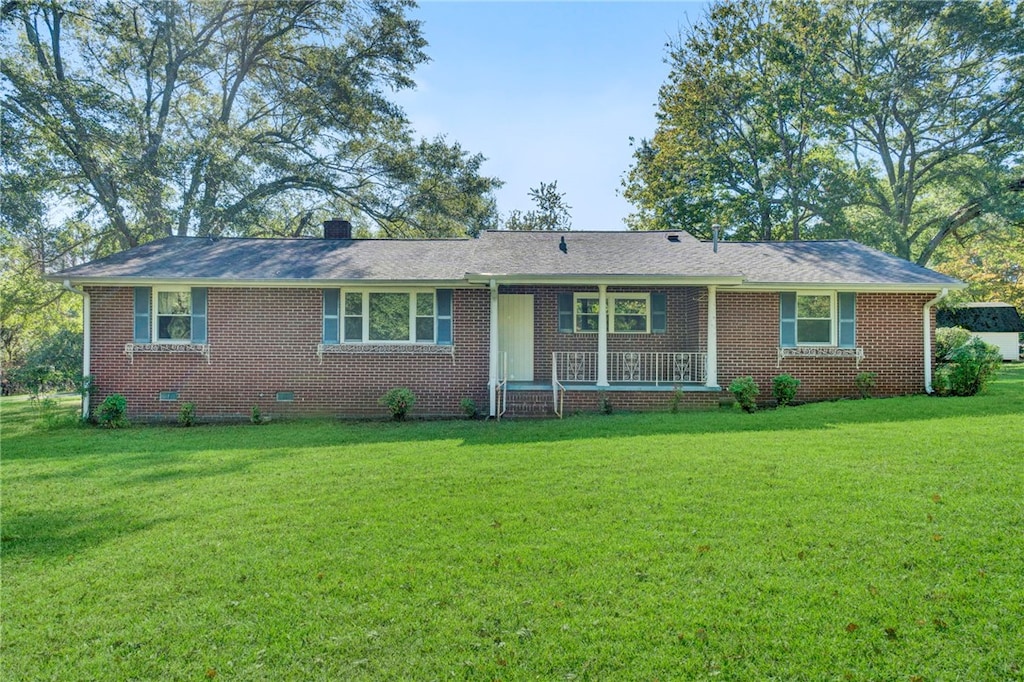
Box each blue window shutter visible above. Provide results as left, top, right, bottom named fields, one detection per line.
left=190, top=288, right=208, bottom=343
left=436, top=289, right=453, bottom=345
left=651, top=292, right=667, bottom=334
left=557, top=292, right=573, bottom=333
left=133, top=287, right=151, bottom=342
left=838, top=292, right=856, bottom=348
left=779, top=292, right=797, bottom=347
left=322, top=289, right=340, bottom=344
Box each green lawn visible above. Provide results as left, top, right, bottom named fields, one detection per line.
left=3, top=368, right=1023, bottom=681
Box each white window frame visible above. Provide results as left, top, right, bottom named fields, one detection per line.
left=341, top=289, right=437, bottom=344
left=795, top=291, right=836, bottom=346
left=153, top=286, right=193, bottom=343
left=571, top=292, right=652, bottom=334
left=609, top=293, right=651, bottom=334
left=573, top=293, right=600, bottom=333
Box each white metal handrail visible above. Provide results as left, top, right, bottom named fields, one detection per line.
left=496, top=351, right=508, bottom=420
left=553, top=350, right=707, bottom=385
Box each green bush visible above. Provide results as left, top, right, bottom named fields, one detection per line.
left=669, top=387, right=683, bottom=413
left=459, top=397, right=478, bottom=419
left=935, top=327, right=973, bottom=363
left=771, top=374, right=801, bottom=407
left=379, top=387, right=416, bottom=421
left=854, top=371, right=878, bottom=398
left=94, top=393, right=129, bottom=428
left=933, top=337, right=1001, bottom=397
left=179, top=402, right=197, bottom=427
left=728, top=376, right=760, bottom=413
left=250, top=405, right=264, bottom=425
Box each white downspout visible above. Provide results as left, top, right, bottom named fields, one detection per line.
left=923, top=288, right=949, bottom=394
left=62, top=279, right=91, bottom=419
left=488, top=279, right=499, bottom=417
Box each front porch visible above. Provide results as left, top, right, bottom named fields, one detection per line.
left=497, top=350, right=719, bottom=418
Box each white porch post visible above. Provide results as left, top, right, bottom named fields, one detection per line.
left=597, top=284, right=609, bottom=387
left=705, top=285, right=718, bottom=388
left=488, top=279, right=499, bottom=416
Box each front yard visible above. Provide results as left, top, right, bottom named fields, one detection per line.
left=2, top=367, right=1022, bottom=680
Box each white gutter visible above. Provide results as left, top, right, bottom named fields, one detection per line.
left=62, top=280, right=91, bottom=419
left=923, top=288, right=949, bottom=394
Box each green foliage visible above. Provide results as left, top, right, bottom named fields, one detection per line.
left=771, top=374, right=801, bottom=407
left=728, top=376, right=760, bottom=413
left=625, top=0, right=1024, bottom=266
left=94, top=394, right=129, bottom=429
left=933, top=338, right=1002, bottom=397
left=379, top=387, right=416, bottom=421
left=178, top=402, right=197, bottom=427
left=669, top=387, right=683, bottom=413
left=854, top=372, right=878, bottom=399
left=597, top=391, right=613, bottom=415
left=250, top=405, right=264, bottom=425
left=504, top=181, right=573, bottom=232
left=935, top=326, right=975, bottom=363
left=0, top=0, right=501, bottom=253
left=459, top=397, right=478, bottom=419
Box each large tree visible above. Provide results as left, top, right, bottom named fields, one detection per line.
left=625, top=0, right=1024, bottom=265
left=503, top=180, right=573, bottom=232
left=1, top=0, right=501, bottom=252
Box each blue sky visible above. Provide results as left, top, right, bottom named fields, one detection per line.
left=394, top=1, right=709, bottom=231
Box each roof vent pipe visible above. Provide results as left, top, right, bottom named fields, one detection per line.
left=323, top=220, right=352, bottom=239
left=712, top=224, right=720, bottom=253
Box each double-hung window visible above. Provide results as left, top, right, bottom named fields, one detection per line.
left=560, top=292, right=665, bottom=334
left=326, top=289, right=453, bottom=345
left=133, top=286, right=208, bottom=344
left=780, top=292, right=856, bottom=347
left=609, top=294, right=650, bottom=333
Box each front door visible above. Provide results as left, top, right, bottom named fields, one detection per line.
left=498, top=294, right=534, bottom=382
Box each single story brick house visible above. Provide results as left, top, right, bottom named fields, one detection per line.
left=49, top=222, right=963, bottom=420
left=937, top=302, right=1024, bottom=361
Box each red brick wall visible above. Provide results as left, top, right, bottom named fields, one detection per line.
left=86, top=286, right=490, bottom=421
left=717, top=291, right=933, bottom=402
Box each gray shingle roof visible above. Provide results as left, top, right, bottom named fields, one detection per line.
left=936, top=303, right=1024, bottom=332
left=50, top=230, right=962, bottom=289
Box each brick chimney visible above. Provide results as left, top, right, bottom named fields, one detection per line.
left=323, top=220, right=352, bottom=239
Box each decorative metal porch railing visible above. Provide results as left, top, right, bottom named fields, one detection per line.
left=552, top=351, right=707, bottom=385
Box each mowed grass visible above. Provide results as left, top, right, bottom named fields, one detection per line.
left=2, top=369, right=1023, bottom=681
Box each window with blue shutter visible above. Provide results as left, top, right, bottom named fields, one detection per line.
left=134, top=287, right=152, bottom=342
left=651, top=292, right=667, bottom=334
left=557, top=292, right=574, bottom=333
left=838, top=292, right=856, bottom=348
left=779, top=292, right=797, bottom=347
left=190, top=288, right=207, bottom=343
left=322, top=289, right=340, bottom=344
left=436, top=289, right=453, bottom=345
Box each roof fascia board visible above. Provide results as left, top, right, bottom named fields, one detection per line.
left=728, top=282, right=966, bottom=293
left=50, top=276, right=483, bottom=289
left=463, top=274, right=745, bottom=286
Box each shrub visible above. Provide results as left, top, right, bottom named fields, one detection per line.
left=728, top=376, right=760, bottom=413
left=179, top=402, right=197, bottom=427
left=933, top=337, right=1001, bottom=397
left=379, top=387, right=416, bottom=421
left=95, top=393, right=129, bottom=428
left=771, top=374, right=801, bottom=407
left=597, top=391, right=613, bottom=415
left=459, top=397, right=478, bottom=419
left=250, top=405, right=264, bottom=425
left=854, top=371, right=878, bottom=398
left=669, top=387, right=683, bottom=413
left=935, top=327, right=973, bottom=363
